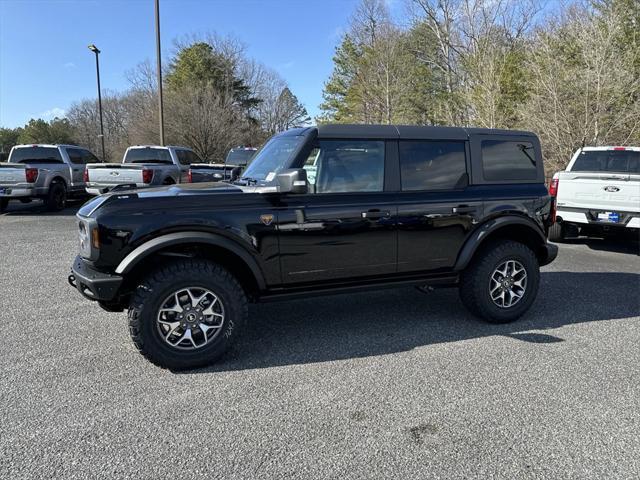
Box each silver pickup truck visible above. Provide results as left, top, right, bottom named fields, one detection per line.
left=85, top=145, right=201, bottom=195
left=0, top=144, right=99, bottom=212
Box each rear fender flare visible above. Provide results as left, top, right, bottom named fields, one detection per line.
left=114, top=231, right=266, bottom=290
left=454, top=216, right=546, bottom=271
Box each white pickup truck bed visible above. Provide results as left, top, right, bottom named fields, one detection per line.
left=551, top=146, right=640, bottom=239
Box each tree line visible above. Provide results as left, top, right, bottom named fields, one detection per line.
left=1, top=33, right=310, bottom=162
left=1, top=0, right=638, bottom=173
left=320, top=0, right=640, bottom=174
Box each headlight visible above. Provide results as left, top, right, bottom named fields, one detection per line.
left=78, top=217, right=99, bottom=260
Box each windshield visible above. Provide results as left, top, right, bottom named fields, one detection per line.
left=241, top=135, right=304, bottom=182
left=226, top=149, right=256, bottom=167
left=572, top=150, right=640, bottom=174
left=9, top=146, right=63, bottom=164
left=124, top=148, right=173, bottom=164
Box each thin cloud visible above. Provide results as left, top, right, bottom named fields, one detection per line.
left=63, top=62, right=76, bottom=68
left=279, top=60, right=295, bottom=70
left=38, top=107, right=66, bottom=120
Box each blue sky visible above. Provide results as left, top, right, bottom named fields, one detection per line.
left=0, top=0, right=400, bottom=128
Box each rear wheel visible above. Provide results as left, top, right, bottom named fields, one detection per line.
left=459, top=240, right=540, bottom=323
left=45, top=182, right=66, bottom=211
left=128, top=259, right=248, bottom=369
left=548, top=222, right=566, bottom=242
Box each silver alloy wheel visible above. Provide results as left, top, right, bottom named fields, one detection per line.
left=489, top=259, right=527, bottom=308
left=156, top=287, right=225, bottom=350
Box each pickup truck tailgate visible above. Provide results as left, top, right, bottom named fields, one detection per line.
left=0, top=164, right=27, bottom=185
left=556, top=172, right=640, bottom=212
left=86, top=163, right=144, bottom=185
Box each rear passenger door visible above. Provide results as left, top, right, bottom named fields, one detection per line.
left=396, top=139, right=483, bottom=273
left=277, top=139, right=397, bottom=284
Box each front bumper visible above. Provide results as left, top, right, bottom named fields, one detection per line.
left=540, top=242, right=558, bottom=266
left=68, top=255, right=123, bottom=302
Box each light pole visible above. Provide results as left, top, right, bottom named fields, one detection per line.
left=88, top=44, right=106, bottom=162
left=154, top=0, right=165, bottom=145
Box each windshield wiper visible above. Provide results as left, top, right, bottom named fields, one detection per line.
left=239, top=176, right=258, bottom=185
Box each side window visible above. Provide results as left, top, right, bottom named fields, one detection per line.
left=481, top=140, right=538, bottom=181
left=83, top=151, right=101, bottom=163
left=176, top=150, right=191, bottom=165
left=302, top=140, right=385, bottom=193
left=399, top=141, right=467, bottom=191
left=67, top=148, right=85, bottom=164
left=189, top=151, right=203, bottom=164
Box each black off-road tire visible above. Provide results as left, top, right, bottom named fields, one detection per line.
left=547, top=222, right=565, bottom=242
left=45, top=181, right=66, bottom=211
left=459, top=240, right=540, bottom=324
left=127, top=259, right=248, bottom=370
left=0, top=198, right=8, bottom=213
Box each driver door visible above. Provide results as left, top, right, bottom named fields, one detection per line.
left=276, top=139, right=397, bottom=284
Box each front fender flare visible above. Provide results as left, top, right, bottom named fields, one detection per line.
left=114, top=231, right=266, bottom=290
left=454, top=216, right=546, bottom=271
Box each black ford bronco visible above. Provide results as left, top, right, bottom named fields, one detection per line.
left=69, top=125, right=558, bottom=369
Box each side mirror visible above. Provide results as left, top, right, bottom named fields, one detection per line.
left=276, top=169, right=308, bottom=194
left=230, top=166, right=242, bottom=182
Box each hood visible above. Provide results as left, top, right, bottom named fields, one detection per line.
left=77, top=181, right=276, bottom=218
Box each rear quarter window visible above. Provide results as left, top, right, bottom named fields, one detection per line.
left=481, top=140, right=538, bottom=181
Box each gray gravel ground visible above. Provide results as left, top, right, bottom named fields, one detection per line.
left=1, top=201, right=639, bottom=479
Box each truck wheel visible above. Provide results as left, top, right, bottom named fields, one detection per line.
left=548, top=222, right=565, bottom=242
left=45, top=182, right=66, bottom=211
left=127, top=259, right=248, bottom=370
left=0, top=198, right=7, bottom=213
left=459, top=240, right=540, bottom=324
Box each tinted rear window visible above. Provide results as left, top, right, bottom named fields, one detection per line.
left=572, top=150, right=640, bottom=174
left=226, top=149, right=256, bottom=166
left=124, top=148, right=172, bottom=164
left=482, top=140, right=538, bottom=181
left=9, top=147, right=63, bottom=164
left=400, top=141, right=467, bottom=191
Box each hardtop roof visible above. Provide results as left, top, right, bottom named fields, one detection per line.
left=314, top=124, right=536, bottom=140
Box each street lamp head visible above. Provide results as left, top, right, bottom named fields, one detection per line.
left=88, top=44, right=100, bottom=54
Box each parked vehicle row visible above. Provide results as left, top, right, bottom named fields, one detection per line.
left=0, top=144, right=97, bottom=212
left=549, top=146, right=640, bottom=241
left=0, top=144, right=257, bottom=211
left=68, top=124, right=558, bottom=370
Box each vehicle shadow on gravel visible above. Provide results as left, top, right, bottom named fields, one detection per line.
left=1, top=200, right=84, bottom=216
left=187, top=271, right=640, bottom=373
left=557, top=236, right=639, bottom=255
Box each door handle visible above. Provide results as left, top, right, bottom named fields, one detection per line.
left=361, top=209, right=391, bottom=219
left=452, top=205, right=476, bottom=214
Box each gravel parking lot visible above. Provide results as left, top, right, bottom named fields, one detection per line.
left=1, top=201, right=639, bottom=479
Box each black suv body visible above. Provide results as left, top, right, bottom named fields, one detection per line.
left=69, top=125, right=557, bottom=369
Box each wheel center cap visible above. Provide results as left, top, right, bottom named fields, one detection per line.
left=186, top=312, right=197, bottom=322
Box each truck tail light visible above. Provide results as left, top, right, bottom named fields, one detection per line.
left=187, top=169, right=193, bottom=183
left=548, top=178, right=559, bottom=196
left=25, top=168, right=38, bottom=183
left=548, top=178, right=558, bottom=224
left=83, top=168, right=89, bottom=183
left=142, top=168, right=154, bottom=184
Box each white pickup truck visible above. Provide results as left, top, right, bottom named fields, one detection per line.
left=549, top=146, right=640, bottom=241
left=85, top=145, right=202, bottom=195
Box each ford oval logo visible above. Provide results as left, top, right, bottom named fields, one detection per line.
left=603, top=186, right=620, bottom=192
left=110, top=171, right=120, bottom=177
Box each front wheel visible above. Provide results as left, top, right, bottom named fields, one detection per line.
left=459, top=240, right=540, bottom=323
left=128, top=259, right=248, bottom=369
